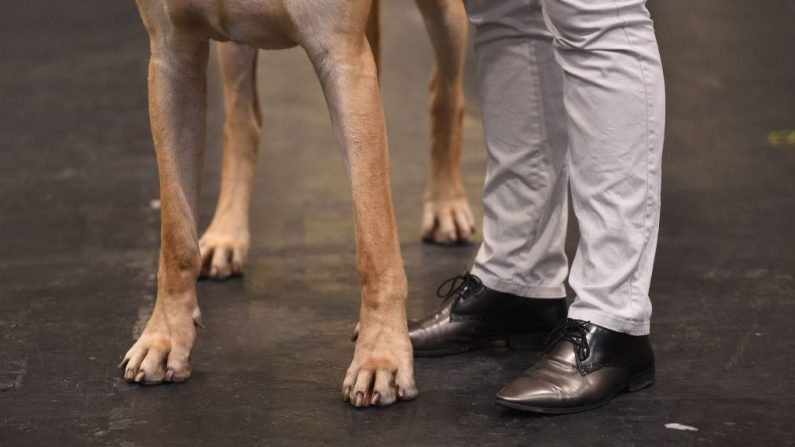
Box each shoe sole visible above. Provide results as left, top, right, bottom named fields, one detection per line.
left=413, top=333, right=547, bottom=357
left=494, top=369, right=656, bottom=415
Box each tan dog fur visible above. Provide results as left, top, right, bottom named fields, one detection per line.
left=120, top=0, right=467, bottom=408
left=200, top=0, right=472, bottom=280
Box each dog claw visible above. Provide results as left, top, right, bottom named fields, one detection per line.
left=134, top=370, right=145, bottom=383
left=370, top=392, right=380, bottom=406
left=351, top=323, right=361, bottom=341
left=165, top=369, right=174, bottom=382
left=355, top=392, right=364, bottom=407
left=343, top=386, right=351, bottom=401
left=350, top=323, right=360, bottom=342
left=193, top=312, right=206, bottom=330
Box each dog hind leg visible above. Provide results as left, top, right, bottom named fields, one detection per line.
left=200, top=43, right=262, bottom=280
left=415, top=0, right=475, bottom=244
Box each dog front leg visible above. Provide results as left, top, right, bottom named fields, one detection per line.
left=416, top=0, right=475, bottom=244
left=311, top=38, right=417, bottom=408
left=200, top=43, right=262, bottom=280
left=120, top=33, right=209, bottom=384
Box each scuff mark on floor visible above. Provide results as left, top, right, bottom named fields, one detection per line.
left=703, top=268, right=731, bottom=280
left=0, top=357, right=28, bottom=391
left=744, top=268, right=769, bottom=279
left=725, top=320, right=759, bottom=371
left=724, top=323, right=757, bottom=371
left=93, top=406, right=140, bottom=442
left=665, top=423, right=699, bottom=432
left=132, top=293, right=155, bottom=340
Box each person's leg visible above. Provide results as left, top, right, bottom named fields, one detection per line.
left=408, top=0, right=570, bottom=356
left=494, top=0, right=664, bottom=414
left=542, top=0, right=666, bottom=335
left=467, top=0, right=570, bottom=300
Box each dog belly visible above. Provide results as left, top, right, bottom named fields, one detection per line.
left=163, top=0, right=298, bottom=49
left=163, top=0, right=366, bottom=50
left=214, top=1, right=298, bottom=49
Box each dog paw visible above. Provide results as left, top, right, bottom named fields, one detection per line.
left=421, top=195, right=476, bottom=245
left=119, top=305, right=201, bottom=385
left=199, top=224, right=249, bottom=280
left=342, top=326, right=417, bottom=408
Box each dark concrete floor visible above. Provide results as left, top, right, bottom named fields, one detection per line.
left=1, top=1, right=794, bottom=446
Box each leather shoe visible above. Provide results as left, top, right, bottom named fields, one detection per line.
left=495, top=319, right=655, bottom=414
left=408, top=273, right=567, bottom=356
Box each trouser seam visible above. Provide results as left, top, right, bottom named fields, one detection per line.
left=614, top=0, right=653, bottom=320
left=512, top=39, right=544, bottom=283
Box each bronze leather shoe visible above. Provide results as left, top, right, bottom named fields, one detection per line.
left=495, top=319, right=655, bottom=414
left=408, top=273, right=567, bottom=356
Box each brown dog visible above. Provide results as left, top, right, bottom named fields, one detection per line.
left=119, top=0, right=467, bottom=408
left=199, top=0, right=472, bottom=280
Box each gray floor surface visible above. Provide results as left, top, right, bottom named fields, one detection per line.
left=1, top=1, right=793, bottom=445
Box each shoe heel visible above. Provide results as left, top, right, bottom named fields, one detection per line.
left=506, top=333, right=546, bottom=350
left=628, top=369, right=655, bottom=392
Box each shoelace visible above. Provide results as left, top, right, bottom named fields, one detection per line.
left=546, top=319, right=592, bottom=365
left=436, top=272, right=483, bottom=301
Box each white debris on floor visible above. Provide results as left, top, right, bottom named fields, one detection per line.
left=665, top=423, right=699, bottom=432
left=149, top=199, right=160, bottom=210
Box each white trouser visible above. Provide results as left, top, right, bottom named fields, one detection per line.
left=466, top=0, right=665, bottom=335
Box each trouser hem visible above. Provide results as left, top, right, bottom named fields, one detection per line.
left=471, top=266, right=567, bottom=299
left=567, top=307, right=650, bottom=336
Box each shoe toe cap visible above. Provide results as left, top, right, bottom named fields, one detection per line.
left=496, top=374, right=562, bottom=406
left=407, top=327, right=424, bottom=347
left=408, top=322, right=435, bottom=350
